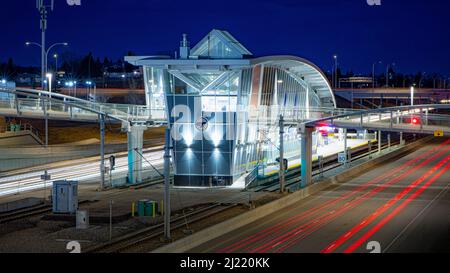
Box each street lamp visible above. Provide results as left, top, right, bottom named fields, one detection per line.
left=333, top=54, right=338, bottom=89
left=25, top=41, right=68, bottom=88
left=372, top=61, right=382, bottom=90
left=53, top=53, right=59, bottom=72
left=419, top=72, right=426, bottom=89
left=385, top=62, right=396, bottom=88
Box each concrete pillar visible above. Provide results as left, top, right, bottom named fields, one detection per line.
left=343, top=128, right=348, bottom=167
left=279, top=115, right=285, bottom=193
left=400, top=132, right=403, bottom=146
left=300, top=126, right=314, bottom=188
left=127, top=124, right=146, bottom=184
left=387, top=133, right=391, bottom=150
left=163, top=128, right=171, bottom=240
left=100, top=114, right=105, bottom=189
left=378, top=130, right=382, bottom=154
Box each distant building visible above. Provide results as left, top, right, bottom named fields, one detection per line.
left=15, top=73, right=40, bottom=85
left=338, top=77, right=373, bottom=89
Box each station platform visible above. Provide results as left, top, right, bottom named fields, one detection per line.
left=261, top=138, right=374, bottom=178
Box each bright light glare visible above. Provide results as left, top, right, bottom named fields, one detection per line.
left=184, top=130, right=193, bottom=146
left=212, top=132, right=222, bottom=147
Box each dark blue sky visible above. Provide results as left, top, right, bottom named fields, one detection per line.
left=2, top=0, right=450, bottom=75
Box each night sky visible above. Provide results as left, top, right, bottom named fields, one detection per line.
left=2, top=0, right=450, bottom=75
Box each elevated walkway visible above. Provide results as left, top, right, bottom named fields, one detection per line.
left=0, top=87, right=168, bottom=188
left=297, top=104, right=450, bottom=190
left=0, top=87, right=166, bottom=125
left=307, top=104, right=450, bottom=136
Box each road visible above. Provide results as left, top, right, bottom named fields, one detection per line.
left=0, top=147, right=164, bottom=197
left=192, top=138, right=450, bottom=253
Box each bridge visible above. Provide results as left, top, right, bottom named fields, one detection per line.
left=0, top=86, right=167, bottom=186
left=298, top=104, right=450, bottom=189
left=1, top=86, right=449, bottom=192
left=0, top=87, right=166, bottom=124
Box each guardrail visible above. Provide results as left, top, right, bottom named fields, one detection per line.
left=304, top=104, right=450, bottom=135
left=0, top=122, right=44, bottom=145
left=0, top=87, right=167, bottom=124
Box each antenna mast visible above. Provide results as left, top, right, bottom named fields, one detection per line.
left=36, top=0, right=54, bottom=88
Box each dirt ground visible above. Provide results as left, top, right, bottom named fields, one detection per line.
left=11, top=118, right=165, bottom=145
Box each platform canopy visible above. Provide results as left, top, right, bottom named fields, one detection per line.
left=251, top=56, right=336, bottom=107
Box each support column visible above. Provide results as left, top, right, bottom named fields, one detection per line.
left=127, top=124, right=146, bottom=184
left=400, top=132, right=403, bottom=146
left=43, top=99, right=48, bottom=148
left=300, top=126, right=314, bottom=188
left=164, top=128, right=171, bottom=240
left=279, top=115, right=285, bottom=193
left=343, top=128, right=348, bottom=167
left=99, top=114, right=105, bottom=189
left=387, top=133, right=391, bottom=150
left=378, top=130, right=382, bottom=154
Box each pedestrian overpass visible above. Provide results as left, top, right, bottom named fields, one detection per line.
left=0, top=87, right=166, bottom=124
left=298, top=104, right=450, bottom=189
left=0, top=86, right=166, bottom=187
left=1, top=86, right=449, bottom=192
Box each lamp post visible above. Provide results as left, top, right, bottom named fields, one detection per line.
left=86, top=81, right=94, bottom=101
left=385, top=62, right=395, bottom=88
left=333, top=54, right=338, bottom=89
left=25, top=41, right=68, bottom=88
left=53, top=53, right=58, bottom=72
left=419, top=72, right=426, bottom=89
left=44, top=73, right=53, bottom=148
left=372, top=61, right=382, bottom=90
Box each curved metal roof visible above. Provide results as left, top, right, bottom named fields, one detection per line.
left=251, top=56, right=336, bottom=107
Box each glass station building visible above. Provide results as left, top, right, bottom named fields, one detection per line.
left=126, top=29, right=336, bottom=187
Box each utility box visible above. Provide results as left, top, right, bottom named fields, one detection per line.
left=137, top=199, right=148, bottom=217
left=136, top=200, right=158, bottom=217
left=52, top=180, right=78, bottom=214
left=144, top=201, right=158, bottom=217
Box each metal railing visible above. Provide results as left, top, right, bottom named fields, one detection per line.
left=304, top=104, right=450, bottom=135
left=0, top=87, right=167, bottom=124
left=0, top=122, right=44, bottom=145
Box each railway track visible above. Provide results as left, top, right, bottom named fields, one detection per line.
left=0, top=200, right=94, bottom=224
left=86, top=202, right=238, bottom=253
left=253, top=136, right=417, bottom=192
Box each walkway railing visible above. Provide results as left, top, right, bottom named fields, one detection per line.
left=0, top=122, right=44, bottom=145
left=304, top=104, right=450, bottom=135
left=0, top=87, right=167, bottom=124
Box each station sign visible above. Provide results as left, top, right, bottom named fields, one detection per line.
left=40, top=171, right=51, bottom=181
